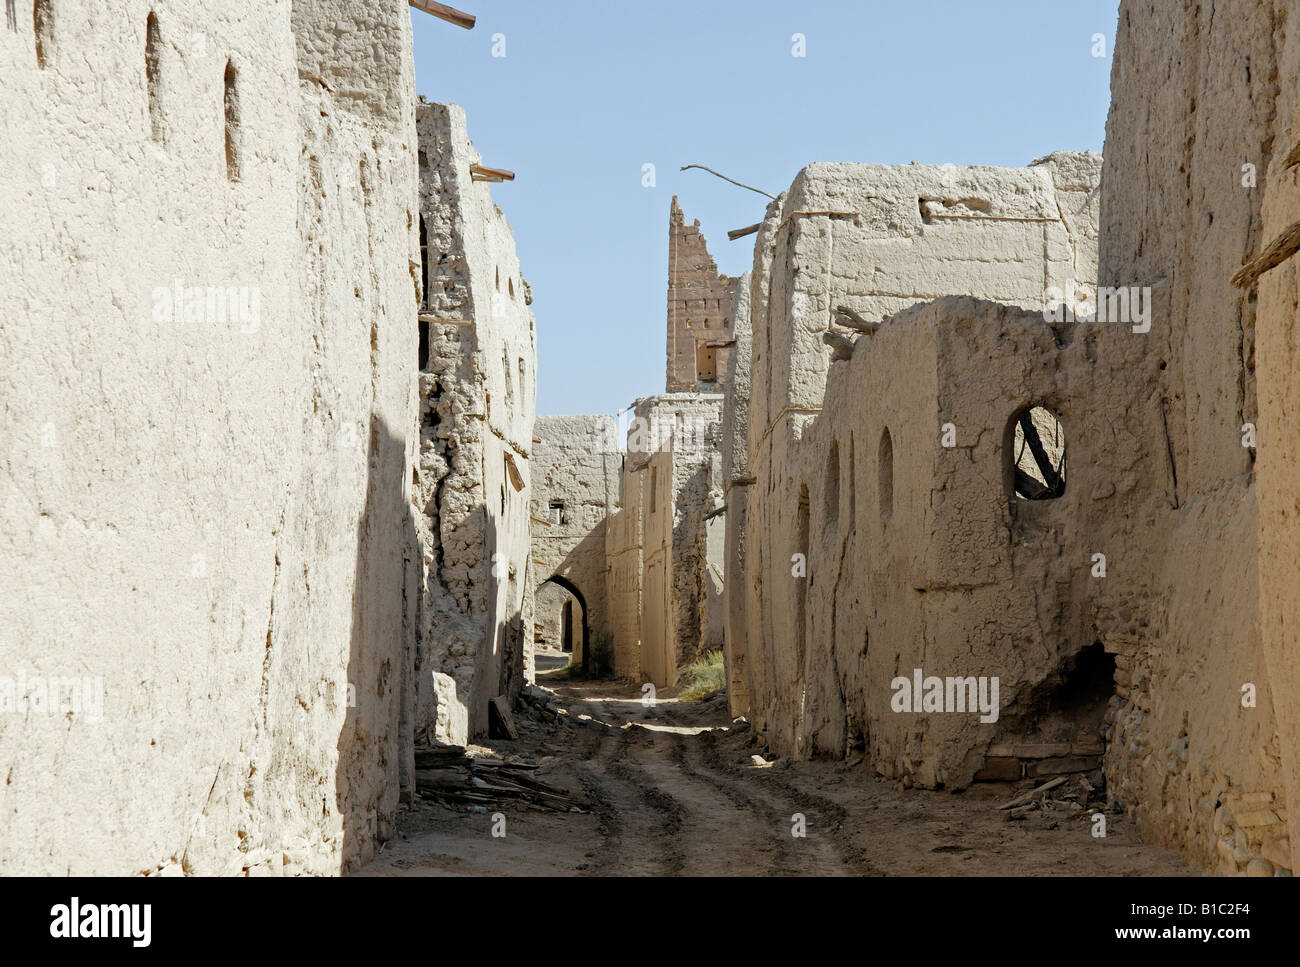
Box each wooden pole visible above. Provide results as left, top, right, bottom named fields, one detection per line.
left=409, top=1, right=476, bottom=30
left=1231, top=220, right=1300, bottom=288
left=728, top=223, right=761, bottom=241
left=471, top=164, right=515, bottom=182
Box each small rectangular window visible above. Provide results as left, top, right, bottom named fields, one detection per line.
left=549, top=500, right=566, bottom=525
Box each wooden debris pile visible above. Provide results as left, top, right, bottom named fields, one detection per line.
left=997, top=773, right=1109, bottom=823
left=413, top=746, right=588, bottom=813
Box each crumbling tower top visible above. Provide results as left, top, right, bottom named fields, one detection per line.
left=667, top=196, right=739, bottom=392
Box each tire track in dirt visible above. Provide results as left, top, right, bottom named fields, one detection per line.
left=576, top=722, right=686, bottom=875
left=672, top=733, right=848, bottom=875
left=667, top=733, right=807, bottom=875
left=616, top=726, right=795, bottom=875
left=699, top=736, right=878, bottom=875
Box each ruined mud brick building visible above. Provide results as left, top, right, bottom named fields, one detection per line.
left=713, top=0, right=1300, bottom=876
left=0, top=1, right=537, bottom=874
left=412, top=100, right=537, bottom=748
left=528, top=415, right=620, bottom=667
left=728, top=153, right=1105, bottom=766
left=610, top=392, right=725, bottom=687
left=530, top=203, right=730, bottom=688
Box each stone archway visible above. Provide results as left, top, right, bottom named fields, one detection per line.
left=540, top=574, right=590, bottom=673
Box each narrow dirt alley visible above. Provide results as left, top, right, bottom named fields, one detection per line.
left=360, top=660, right=1195, bottom=877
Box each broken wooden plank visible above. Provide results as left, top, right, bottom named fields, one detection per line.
left=835, top=305, right=880, bottom=333
left=728, top=222, right=761, bottom=241
left=1231, top=220, right=1300, bottom=288
left=414, top=768, right=471, bottom=789
left=997, top=776, right=1067, bottom=810
left=470, top=163, right=515, bottom=183
left=504, top=451, right=525, bottom=492
left=482, top=769, right=572, bottom=797
left=479, top=774, right=583, bottom=807
left=1025, top=755, right=1101, bottom=778
left=488, top=695, right=519, bottom=740
left=408, top=1, right=475, bottom=30
left=467, top=758, right=538, bottom=771
left=413, top=746, right=468, bottom=768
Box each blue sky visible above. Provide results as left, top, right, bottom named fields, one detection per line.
left=412, top=1, right=1120, bottom=416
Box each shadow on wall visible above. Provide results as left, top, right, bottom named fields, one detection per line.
left=338, top=413, right=418, bottom=873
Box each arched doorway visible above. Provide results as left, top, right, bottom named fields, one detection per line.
left=537, top=575, right=590, bottom=674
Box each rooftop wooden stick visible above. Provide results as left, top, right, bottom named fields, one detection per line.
left=409, top=1, right=476, bottom=30
left=728, top=223, right=761, bottom=241
left=471, top=164, right=515, bottom=182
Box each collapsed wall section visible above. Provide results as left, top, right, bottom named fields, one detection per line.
left=412, top=100, right=536, bottom=747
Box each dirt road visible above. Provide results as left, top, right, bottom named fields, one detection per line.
left=359, top=668, right=1195, bottom=877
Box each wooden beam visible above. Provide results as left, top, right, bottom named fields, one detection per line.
left=471, top=163, right=515, bottom=183
left=409, top=1, right=475, bottom=29
left=728, top=223, right=761, bottom=241
left=1017, top=411, right=1064, bottom=497
left=504, top=452, right=525, bottom=492
left=997, top=776, right=1067, bottom=810
left=1231, top=219, right=1300, bottom=288
left=835, top=305, right=880, bottom=333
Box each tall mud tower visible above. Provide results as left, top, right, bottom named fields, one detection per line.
left=666, top=196, right=740, bottom=392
